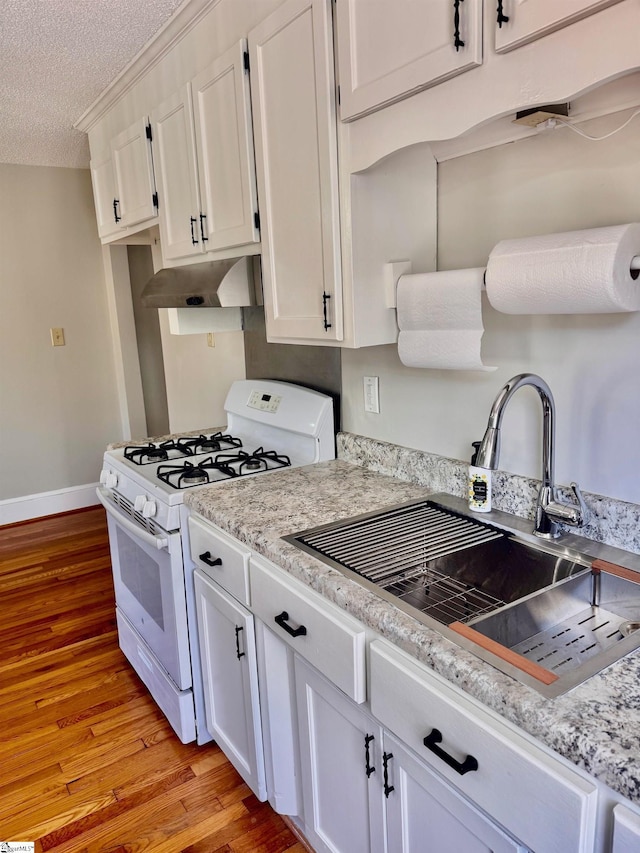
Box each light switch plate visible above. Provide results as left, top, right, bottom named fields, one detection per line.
left=50, top=327, right=65, bottom=346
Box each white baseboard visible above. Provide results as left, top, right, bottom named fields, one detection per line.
left=0, top=483, right=100, bottom=526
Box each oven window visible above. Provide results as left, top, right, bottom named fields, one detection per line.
left=119, top=533, right=165, bottom=631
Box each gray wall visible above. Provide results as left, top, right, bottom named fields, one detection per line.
left=127, top=246, right=169, bottom=437
left=0, top=163, right=121, bottom=501
left=243, top=306, right=341, bottom=432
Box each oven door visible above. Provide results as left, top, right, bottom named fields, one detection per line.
left=97, top=487, right=192, bottom=690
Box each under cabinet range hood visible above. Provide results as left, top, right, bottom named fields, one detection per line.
left=140, top=256, right=258, bottom=309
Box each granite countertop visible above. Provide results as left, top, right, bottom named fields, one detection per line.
left=184, top=459, right=640, bottom=804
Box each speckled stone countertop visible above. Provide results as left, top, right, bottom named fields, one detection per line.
left=184, top=456, right=640, bottom=804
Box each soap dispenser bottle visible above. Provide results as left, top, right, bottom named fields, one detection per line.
left=468, top=441, right=492, bottom=513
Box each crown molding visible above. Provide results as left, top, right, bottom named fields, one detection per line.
left=75, top=0, right=222, bottom=132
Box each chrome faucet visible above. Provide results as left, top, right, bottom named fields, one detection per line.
left=475, top=373, right=588, bottom=539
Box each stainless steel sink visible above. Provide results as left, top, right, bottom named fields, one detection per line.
left=285, top=493, right=640, bottom=697
left=465, top=565, right=640, bottom=694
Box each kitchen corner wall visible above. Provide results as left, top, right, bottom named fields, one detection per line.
left=341, top=110, right=640, bottom=506
left=0, top=163, right=122, bottom=507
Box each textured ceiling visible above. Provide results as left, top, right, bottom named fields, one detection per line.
left=0, top=0, right=186, bottom=169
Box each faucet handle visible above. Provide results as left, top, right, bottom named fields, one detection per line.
left=544, top=482, right=588, bottom=530
left=569, top=482, right=588, bottom=527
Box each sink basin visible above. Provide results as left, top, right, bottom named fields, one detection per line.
left=459, top=563, right=640, bottom=694
left=285, top=493, right=640, bottom=696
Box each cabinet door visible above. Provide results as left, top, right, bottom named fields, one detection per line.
left=384, top=733, right=526, bottom=853
left=194, top=570, right=266, bottom=800
left=612, top=804, right=640, bottom=853
left=295, top=657, right=385, bottom=853
left=110, top=117, right=157, bottom=227
left=336, top=0, right=482, bottom=121
left=249, top=0, right=343, bottom=343
left=494, top=0, right=623, bottom=52
left=192, top=40, right=260, bottom=252
left=89, top=149, right=121, bottom=239
left=151, top=85, right=203, bottom=261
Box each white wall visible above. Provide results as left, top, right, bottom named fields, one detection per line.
left=0, top=164, right=122, bottom=505
left=341, top=111, right=640, bottom=505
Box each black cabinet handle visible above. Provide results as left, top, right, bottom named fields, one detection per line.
left=364, top=733, right=375, bottom=778
left=383, top=751, right=394, bottom=798
left=113, top=198, right=121, bottom=223
left=199, top=551, right=222, bottom=567
left=235, top=625, right=245, bottom=660
left=423, top=728, right=479, bottom=775
left=190, top=216, right=199, bottom=245
left=322, top=291, right=332, bottom=331
left=199, top=213, right=208, bottom=242
left=274, top=610, right=307, bottom=638
left=497, top=0, right=509, bottom=28
left=453, top=0, right=465, bottom=51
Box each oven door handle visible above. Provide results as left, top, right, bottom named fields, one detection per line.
left=95, top=487, right=170, bottom=551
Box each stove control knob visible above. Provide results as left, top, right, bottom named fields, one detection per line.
left=142, top=500, right=157, bottom=519
left=99, top=469, right=109, bottom=485
left=134, top=495, right=146, bottom=513
left=105, top=472, right=119, bottom=489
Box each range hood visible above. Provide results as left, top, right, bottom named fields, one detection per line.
left=140, top=256, right=258, bottom=309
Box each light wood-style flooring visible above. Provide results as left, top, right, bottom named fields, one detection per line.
left=0, top=506, right=305, bottom=853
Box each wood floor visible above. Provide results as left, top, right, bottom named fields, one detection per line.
left=0, top=506, right=304, bottom=853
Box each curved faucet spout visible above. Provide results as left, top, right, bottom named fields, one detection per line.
left=475, top=373, right=586, bottom=539
left=476, top=373, right=554, bottom=490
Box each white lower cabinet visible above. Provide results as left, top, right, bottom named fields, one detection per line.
left=384, top=732, right=527, bottom=853
left=194, top=568, right=266, bottom=800
left=370, top=640, right=597, bottom=853
left=295, top=656, right=525, bottom=853
left=295, top=657, right=385, bottom=853
left=612, top=803, right=640, bottom=852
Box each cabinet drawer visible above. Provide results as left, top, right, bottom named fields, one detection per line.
left=370, top=640, right=597, bottom=853
left=188, top=515, right=250, bottom=605
left=250, top=556, right=366, bottom=703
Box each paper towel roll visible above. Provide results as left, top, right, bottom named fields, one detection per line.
left=396, top=268, right=495, bottom=370
left=486, top=223, right=640, bottom=314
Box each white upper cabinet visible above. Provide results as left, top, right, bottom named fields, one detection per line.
left=89, top=148, right=121, bottom=240
left=336, top=0, right=483, bottom=121
left=151, top=85, right=203, bottom=260
left=110, top=117, right=157, bottom=228
left=494, top=0, right=624, bottom=52
left=248, top=0, right=343, bottom=343
left=192, top=40, right=260, bottom=253
left=151, top=40, right=260, bottom=263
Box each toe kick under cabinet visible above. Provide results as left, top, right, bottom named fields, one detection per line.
left=190, top=514, right=606, bottom=852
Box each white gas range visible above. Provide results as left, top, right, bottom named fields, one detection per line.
left=97, top=380, right=335, bottom=744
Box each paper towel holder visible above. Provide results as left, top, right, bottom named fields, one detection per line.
left=385, top=253, right=639, bottom=310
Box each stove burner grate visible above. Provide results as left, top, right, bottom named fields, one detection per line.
left=177, top=432, right=243, bottom=455
left=216, top=447, right=292, bottom=475
left=157, top=457, right=239, bottom=490
left=124, top=440, right=194, bottom=465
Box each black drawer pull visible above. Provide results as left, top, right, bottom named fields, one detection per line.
left=364, top=733, right=375, bottom=778
left=423, top=728, right=479, bottom=775
left=274, top=610, right=307, bottom=638
left=383, top=751, right=394, bottom=798
left=497, top=0, right=509, bottom=27
left=235, top=625, right=245, bottom=660
left=190, top=216, right=199, bottom=245
left=199, top=551, right=222, bottom=567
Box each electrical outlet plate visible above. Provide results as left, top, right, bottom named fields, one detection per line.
left=363, top=376, right=380, bottom=413
left=207, top=333, right=215, bottom=347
